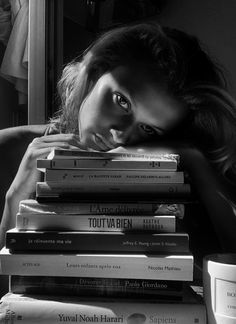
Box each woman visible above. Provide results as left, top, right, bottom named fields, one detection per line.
left=0, top=22, right=236, bottom=251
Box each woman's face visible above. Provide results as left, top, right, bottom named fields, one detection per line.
left=78, top=65, right=187, bottom=151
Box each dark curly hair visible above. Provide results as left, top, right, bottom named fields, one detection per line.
left=54, top=22, right=236, bottom=179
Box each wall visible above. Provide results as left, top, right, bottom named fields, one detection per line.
left=158, top=0, right=236, bottom=97
left=2, top=0, right=235, bottom=130
left=63, top=0, right=236, bottom=97
left=0, top=43, right=18, bottom=130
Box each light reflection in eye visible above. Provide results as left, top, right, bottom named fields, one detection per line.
left=114, top=93, right=131, bottom=112
left=139, top=124, right=157, bottom=135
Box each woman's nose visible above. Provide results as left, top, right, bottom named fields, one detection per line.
left=109, top=128, right=130, bottom=145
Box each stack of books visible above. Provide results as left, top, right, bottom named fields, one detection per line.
left=0, top=149, right=206, bottom=323
left=34, top=149, right=192, bottom=202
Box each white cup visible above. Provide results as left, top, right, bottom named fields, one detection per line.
left=203, top=254, right=236, bottom=324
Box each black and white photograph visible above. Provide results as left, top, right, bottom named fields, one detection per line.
left=0, top=1, right=236, bottom=323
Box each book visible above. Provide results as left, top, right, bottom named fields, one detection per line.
left=0, top=247, right=194, bottom=280
left=19, top=199, right=185, bottom=217
left=16, top=213, right=177, bottom=232
left=37, top=157, right=178, bottom=171
left=10, top=275, right=184, bottom=299
left=0, top=292, right=206, bottom=324
left=36, top=182, right=192, bottom=201
left=44, top=169, right=184, bottom=184
left=6, top=229, right=189, bottom=253
left=47, top=148, right=180, bottom=162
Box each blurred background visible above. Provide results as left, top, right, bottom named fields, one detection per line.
left=0, top=0, right=235, bottom=129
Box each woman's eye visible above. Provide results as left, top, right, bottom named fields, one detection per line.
left=114, top=93, right=131, bottom=112
left=139, top=124, right=157, bottom=136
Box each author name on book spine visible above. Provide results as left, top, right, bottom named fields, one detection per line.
left=58, top=314, right=177, bottom=323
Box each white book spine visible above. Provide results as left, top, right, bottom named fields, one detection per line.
left=48, top=149, right=180, bottom=161
left=16, top=214, right=176, bottom=232
left=45, top=169, right=184, bottom=184
left=0, top=248, right=193, bottom=281
left=0, top=293, right=206, bottom=324
left=37, top=158, right=177, bottom=171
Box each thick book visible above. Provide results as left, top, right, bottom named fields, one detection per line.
left=10, top=275, right=184, bottom=299
left=44, top=169, right=184, bottom=184
left=19, top=199, right=185, bottom=217
left=6, top=229, right=189, bottom=253
left=16, top=213, right=177, bottom=232
left=37, top=157, right=178, bottom=171
left=0, top=292, right=206, bottom=324
left=36, top=182, right=192, bottom=201
left=47, top=148, right=180, bottom=161
left=0, top=247, right=194, bottom=280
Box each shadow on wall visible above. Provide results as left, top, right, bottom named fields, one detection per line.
left=158, top=0, right=236, bottom=98
left=0, top=43, right=18, bottom=129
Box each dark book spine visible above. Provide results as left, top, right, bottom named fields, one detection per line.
left=10, top=275, right=184, bottom=299
left=36, top=182, right=193, bottom=203
left=36, top=182, right=191, bottom=196
left=6, top=231, right=189, bottom=253
left=36, top=195, right=192, bottom=204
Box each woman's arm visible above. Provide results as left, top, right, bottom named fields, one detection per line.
left=179, top=147, right=236, bottom=252
left=0, top=133, right=89, bottom=250
left=0, top=191, right=25, bottom=249
left=111, top=143, right=236, bottom=252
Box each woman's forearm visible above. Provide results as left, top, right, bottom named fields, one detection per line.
left=183, top=149, right=236, bottom=252
left=0, top=190, right=26, bottom=250
left=120, top=143, right=236, bottom=251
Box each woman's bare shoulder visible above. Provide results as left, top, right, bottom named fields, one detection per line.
left=0, top=124, right=49, bottom=176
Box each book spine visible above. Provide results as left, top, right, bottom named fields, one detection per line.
left=49, top=149, right=180, bottom=161
left=37, top=158, right=177, bottom=171
left=16, top=214, right=176, bottom=232
left=6, top=231, right=189, bottom=253
left=19, top=200, right=185, bottom=217
left=45, top=169, right=184, bottom=184
left=36, top=182, right=191, bottom=199
left=0, top=250, right=194, bottom=280
left=10, top=276, right=184, bottom=298
left=0, top=294, right=206, bottom=324
left=36, top=197, right=191, bottom=204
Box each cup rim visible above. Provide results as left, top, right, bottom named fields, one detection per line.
left=204, top=253, right=236, bottom=265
